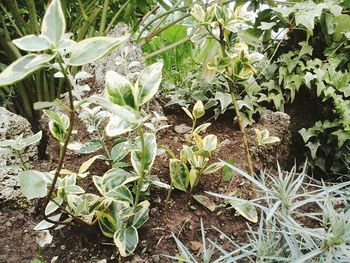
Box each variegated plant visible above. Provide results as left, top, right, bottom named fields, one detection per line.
left=169, top=101, right=223, bottom=197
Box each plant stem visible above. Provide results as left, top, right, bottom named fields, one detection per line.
left=17, top=150, right=28, bottom=170
left=99, top=0, right=109, bottom=36
left=97, top=129, right=111, bottom=160
left=134, top=126, right=146, bottom=205
left=104, top=0, right=131, bottom=34
left=43, top=60, right=80, bottom=225
left=230, top=90, right=254, bottom=176
left=218, top=26, right=254, bottom=176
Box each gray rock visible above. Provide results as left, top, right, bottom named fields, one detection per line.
left=83, top=23, right=145, bottom=91
left=174, top=124, right=192, bottom=134
left=0, top=107, right=37, bottom=205
left=249, top=110, right=291, bottom=169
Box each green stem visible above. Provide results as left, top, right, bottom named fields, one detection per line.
left=136, top=3, right=188, bottom=42
left=77, top=0, right=89, bottom=21
left=218, top=25, right=254, bottom=176
left=97, top=130, right=111, bottom=160
left=104, top=0, right=131, bottom=35
left=140, top=13, right=190, bottom=46
left=17, top=150, right=28, bottom=170
left=134, top=126, right=146, bottom=205
left=42, top=60, right=82, bottom=225
left=24, top=0, right=39, bottom=34
left=77, top=7, right=102, bottom=41
left=144, top=33, right=193, bottom=59
left=99, top=0, right=109, bottom=36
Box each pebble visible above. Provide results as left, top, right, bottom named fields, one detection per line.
left=189, top=241, right=202, bottom=251
left=51, top=256, right=58, bottom=263
left=174, top=124, right=191, bottom=134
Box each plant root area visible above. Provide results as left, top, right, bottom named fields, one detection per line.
left=0, top=102, right=312, bottom=263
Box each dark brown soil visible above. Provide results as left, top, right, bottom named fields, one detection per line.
left=0, top=103, right=307, bottom=263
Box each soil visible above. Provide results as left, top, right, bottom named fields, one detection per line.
left=0, top=99, right=315, bottom=263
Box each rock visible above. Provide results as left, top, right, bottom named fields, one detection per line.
left=249, top=110, right=291, bottom=169
left=0, top=107, right=37, bottom=206
left=0, top=107, right=37, bottom=166
left=189, top=241, right=202, bottom=251
left=174, top=124, right=192, bottom=134
left=83, top=23, right=144, bottom=91
left=219, top=138, right=232, bottom=148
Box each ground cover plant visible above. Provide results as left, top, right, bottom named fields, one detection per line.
left=0, top=0, right=350, bottom=262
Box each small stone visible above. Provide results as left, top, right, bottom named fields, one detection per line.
left=174, top=124, right=192, bottom=134
left=51, top=256, right=58, bottom=263
left=189, top=241, right=202, bottom=251
left=60, top=245, right=66, bottom=250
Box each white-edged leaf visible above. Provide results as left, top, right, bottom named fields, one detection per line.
left=192, top=100, right=205, bottom=119
left=193, top=123, right=211, bottom=134
left=13, top=35, right=50, bottom=52
left=18, top=170, right=48, bottom=200
left=0, top=54, right=54, bottom=86
left=131, top=133, right=157, bottom=176
left=182, top=107, right=193, bottom=120
left=79, top=155, right=103, bottom=174
left=106, top=114, right=137, bottom=137
left=68, top=36, right=127, bottom=66
left=135, top=61, right=163, bottom=106
left=41, top=0, right=66, bottom=44
left=87, top=96, right=142, bottom=124
left=22, top=131, right=42, bottom=146
left=203, top=162, right=224, bottom=174
left=113, top=226, right=139, bottom=257
left=202, top=134, right=217, bottom=152
left=34, top=214, right=62, bottom=231
left=105, top=70, right=136, bottom=108
left=193, top=194, right=216, bottom=212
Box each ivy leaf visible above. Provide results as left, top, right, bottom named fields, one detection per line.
left=332, top=130, right=350, bottom=148
left=306, top=141, right=321, bottom=159
left=18, top=170, right=48, bottom=200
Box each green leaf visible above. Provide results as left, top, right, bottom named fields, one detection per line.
left=230, top=200, right=258, bottom=223
left=88, top=96, right=142, bottom=124
left=190, top=4, right=206, bottom=22
left=169, top=159, right=190, bottom=192
left=202, top=134, right=217, bottom=152
left=43, top=110, right=69, bottom=142
left=193, top=123, right=211, bottom=134
left=97, top=211, right=119, bottom=238
left=114, top=226, right=138, bottom=257
left=111, top=141, right=129, bottom=163
left=131, top=133, right=157, bottom=176
left=255, top=129, right=280, bottom=146
left=334, top=15, right=350, bottom=41
left=182, top=107, right=193, bottom=120
left=106, top=114, right=137, bottom=137
left=107, top=185, right=134, bottom=204
left=193, top=195, right=216, bottom=212
left=79, top=155, right=102, bottom=174
left=41, top=0, right=66, bottom=44
left=131, top=200, right=150, bottom=229
left=306, top=141, right=321, bottom=159
left=192, top=100, right=205, bottom=119
left=68, top=36, right=127, bottom=66
left=203, top=162, right=224, bottom=174
left=105, top=70, right=136, bottom=108
left=0, top=54, right=54, bottom=86
left=189, top=168, right=200, bottom=190
left=135, top=61, right=163, bottom=106
left=77, top=140, right=103, bottom=154
left=13, top=35, right=50, bottom=52
left=22, top=131, right=42, bottom=147
left=18, top=170, right=48, bottom=200
left=215, top=92, right=232, bottom=112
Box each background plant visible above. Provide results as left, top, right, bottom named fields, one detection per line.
left=170, top=161, right=350, bottom=262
